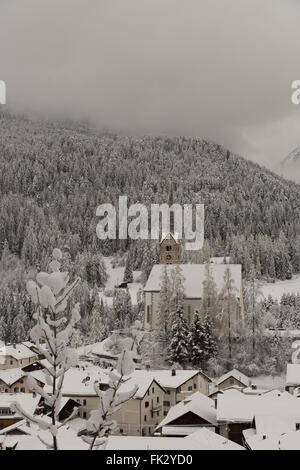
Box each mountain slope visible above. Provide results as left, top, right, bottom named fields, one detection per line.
left=0, top=111, right=299, bottom=280
left=279, top=148, right=300, bottom=183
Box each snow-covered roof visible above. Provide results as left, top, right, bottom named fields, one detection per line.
left=160, top=232, right=180, bottom=244
left=156, top=391, right=217, bottom=430
left=106, top=428, right=244, bottom=450
left=144, top=264, right=242, bottom=298
left=130, top=369, right=205, bottom=389
left=245, top=429, right=300, bottom=450
left=184, top=428, right=244, bottom=450
left=0, top=343, right=37, bottom=361
left=45, top=366, right=110, bottom=397
left=0, top=368, right=25, bottom=386
left=0, top=393, right=40, bottom=417
left=122, top=376, right=161, bottom=400
left=216, top=369, right=251, bottom=387
left=217, top=390, right=300, bottom=424
left=286, top=363, right=300, bottom=386
left=161, top=425, right=211, bottom=436
left=10, top=426, right=89, bottom=450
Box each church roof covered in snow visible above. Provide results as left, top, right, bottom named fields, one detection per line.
left=144, top=264, right=242, bottom=298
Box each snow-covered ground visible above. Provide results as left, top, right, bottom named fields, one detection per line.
left=100, top=257, right=143, bottom=306
left=259, top=275, right=300, bottom=301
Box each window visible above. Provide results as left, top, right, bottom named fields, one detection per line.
left=156, top=396, right=159, bottom=403
left=144, top=415, right=147, bottom=422
left=21, top=388, right=25, bottom=393
left=163, top=401, right=170, bottom=407
left=194, top=384, right=197, bottom=389
left=166, top=245, right=172, bottom=251
left=10, top=361, right=13, bottom=365
left=164, top=411, right=168, bottom=416
left=83, top=412, right=87, bottom=419
left=152, top=387, right=154, bottom=394
left=146, top=305, right=151, bottom=323
left=14, top=387, right=19, bottom=393
left=120, top=428, right=123, bottom=434
left=83, top=399, right=87, bottom=406
left=145, top=401, right=149, bottom=408
left=188, top=386, right=192, bottom=391
left=166, top=390, right=170, bottom=395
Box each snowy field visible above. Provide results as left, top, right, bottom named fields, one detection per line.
left=259, top=275, right=300, bottom=301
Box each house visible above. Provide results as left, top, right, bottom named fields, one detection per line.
left=132, top=369, right=212, bottom=417
left=45, top=366, right=110, bottom=420
left=217, top=389, right=300, bottom=446
left=0, top=393, right=40, bottom=430
left=215, top=369, right=251, bottom=391
left=285, top=363, right=300, bottom=394
left=111, top=373, right=166, bottom=436
left=144, top=264, right=243, bottom=330
left=155, top=391, right=217, bottom=436
left=0, top=343, right=39, bottom=370
left=106, top=428, right=244, bottom=450
left=0, top=368, right=45, bottom=394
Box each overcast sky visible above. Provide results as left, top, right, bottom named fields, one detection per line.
left=0, top=0, right=300, bottom=171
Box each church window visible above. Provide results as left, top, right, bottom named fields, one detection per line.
left=147, top=305, right=151, bottom=323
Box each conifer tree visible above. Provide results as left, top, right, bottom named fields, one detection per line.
left=158, top=266, right=172, bottom=341
left=89, top=298, right=106, bottom=344
left=167, top=304, right=189, bottom=366
left=123, top=254, right=133, bottom=283
left=202, top=313, right=217, bottom=362
left=189, top=310, right=205, bottom=367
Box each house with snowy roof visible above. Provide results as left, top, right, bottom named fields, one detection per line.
left=0, top=343, right=39, bottom=370
left=217, top=389, right=300, bottom=446
left=0, top=393, right=40, bottom=430
left=155, top=391, right=217, bottom=437
left=285, top=363, right=300, bottom=394
left=129, top=369, right=212, bottom=418
left=144, top=263, right=243, bottom=330
left=0, top=368, right=46, bottom=394
left=110, top=372, right=166, bottom=436
left=215, top=369, right=251, bottom=391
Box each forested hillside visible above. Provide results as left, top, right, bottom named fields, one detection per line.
left=0, top=111, right=299, bottom=281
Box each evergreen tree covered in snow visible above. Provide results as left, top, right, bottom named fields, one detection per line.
left=123, top=253, right=133, bottom=283
left=202, top=313, right=217, bottom=363
left=158, top=266, right=172, bottom=341
left=167, top=304, right=189, bottom=366
left=189, top=310, right=205, bottom=367
left=89, top=298, right=107, bottom=344
left=70, top=328, right=83, bottom=349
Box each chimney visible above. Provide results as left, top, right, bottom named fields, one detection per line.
left=171, top=369, right=176, bottom=376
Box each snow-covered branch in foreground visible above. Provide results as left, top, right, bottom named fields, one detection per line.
left=83, top=323, right=144, bottom=450
left=11, top=248, right=81, bottom=450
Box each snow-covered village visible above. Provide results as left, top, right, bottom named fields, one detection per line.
left=1, top=0, right=300, bottom=457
